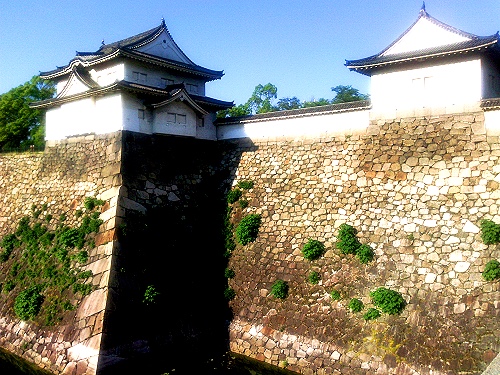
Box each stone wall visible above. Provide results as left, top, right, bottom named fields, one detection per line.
left=95, top=131, right=235, bottom=373
left=0, top=133, right=122, bottom=375
left=224, top=111, right=500, bottom=375
left=1, top=110, right=500, bottom=375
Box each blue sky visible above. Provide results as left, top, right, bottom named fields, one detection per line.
left=1, top=1, right=499, bottom=105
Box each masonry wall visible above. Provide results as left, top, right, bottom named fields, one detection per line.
left=95, top=131, right=235, bottom=374
left=1, top=110, right=500, bottom=375
left=223, top=111, right=500, bottom=375
left=0, top=133, right=122, bottom=375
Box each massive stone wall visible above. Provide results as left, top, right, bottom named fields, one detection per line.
left=224, top=111, right=500, bottom=375
left=0, top=133, right=122, bottom=375
left=96, top=131, right=235, bottom=373
left=1, top=110, right=500, bottom=375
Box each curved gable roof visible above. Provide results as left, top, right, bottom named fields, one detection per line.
left=40, top=19, right=224, bottom=82
left=345, top=6, right=500, bottom=75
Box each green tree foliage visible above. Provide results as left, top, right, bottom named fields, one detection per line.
left=217, top=83, right=369, bottom=118
left=275, top=97, right=302, bottom=111
left=247, top=83, right=278, bottom=114
left=302, top=98, right=331, bottom=108
left=216, top=103, right=251, bottom=119
left=0, top=76, right=55, bottom=150
left=331, top=85, right=369, bottom=104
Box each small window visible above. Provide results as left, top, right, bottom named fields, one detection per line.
left=187, top=83, right=198, bottom=94
left=138, top=109, right=145, bottom=119
left=161, top=78, right=174, bottom=88
left=166, top=112, right=187, bottom=125
left=132, top=71, right=139, bottom=81
left=177, top=114, right=187, bottom=124
left=167, top=113, right=176, bottom=123
left=139, top=73, right=147, bottom=84
left=197, top=117, right=204, bottom=127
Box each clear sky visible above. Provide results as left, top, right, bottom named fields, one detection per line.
left=1, top=1, right=499, bottom=105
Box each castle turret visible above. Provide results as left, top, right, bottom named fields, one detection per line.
left=30, top=19, right=233, bottom=141
left=346, top=4, right=500, bottom=116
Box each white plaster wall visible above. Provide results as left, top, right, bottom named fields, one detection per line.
left=56, top=79, right=68, bottom=96
left=216, top=110, right=370, bottom=141
left=485, top=109, right=500, bottom=136
left=482, top=59, right=500, bottom=99
left=195, top=113, right=217, bottom=140
left=45, top=94, right=123, bottom=141
left=383, top=17, right=469, bottom=56
left=90, top=63, right=125, bottom=87
left=371, top=59, right=482, bottom=113
left=61, top=75, right=89, bottom=96
left=153, top=101, right=197, bottom=137
left=45, top=98, right=96, bottom=140
left=137, top=29, right=191, bottom=64
left=122, top=93, right=152, bottom=134
left=94, top=94, right=124, bottom=134
left=124, top=61, right=205, bottom=94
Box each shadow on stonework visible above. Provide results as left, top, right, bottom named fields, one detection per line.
left=0, top=347, right=53, bottom=375
left=96, top=132, right=259, bottom=374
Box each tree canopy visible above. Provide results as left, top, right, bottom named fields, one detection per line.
left=0, top=76, right=55, bottom=151
left=217, top=83, right=369, bottom=118
left=331, top=85, right=369, bottom=104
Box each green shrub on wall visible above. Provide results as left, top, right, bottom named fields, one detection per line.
left=307, top=271, right=320, bottom=285
left=143, top=285, right=160, bottom=305
left=348, top=298, right=364, bottom=313
left=336, top=223, right=374, bottom=264
left=271, top=279, right=289, bottom=299
left=357, top=244, right=374, bottom=264
left=13, top=285, right=44, bottom=321
left=370, top=287, right=406, bottom=315
left=302, top=239, right=325, bottom=261
left=236, top=214, right=262, bottom=245
left=480, top=219, right=500, bottom=244
left=482, top=260, right=500, bottom=281
left=237, top=180, right=254, bottom=190
left=363, top=307, right=381, bottom=321
left=224, top=268, right=235, bottom=279
left=330, top=290, right=341, bottom=301
left=227, top=188, right=242, bottom=204
left=0, top=199, right=105, bottom=324
left=336, top=223, right=361, bottom=255
left=224, top=287, right=236, bottom=301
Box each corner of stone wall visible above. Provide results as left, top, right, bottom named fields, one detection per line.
left=0, top=131, right=126, bottom=375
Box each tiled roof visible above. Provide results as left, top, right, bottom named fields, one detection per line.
left=94, top=21, right=169, bottom=56
left=345, top=8, right=500, bottom=75
left=346, top=36, right=499, bottom=74
left=29, top=80, right=232, bottom=111
left=215, top=100, right=371, bottom=126
left=40, top=20, right=224, bottom=81
left=481, top=98, right=500, bottom=110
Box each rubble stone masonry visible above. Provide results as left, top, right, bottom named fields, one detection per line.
left=223, top=111, right=500, bottom=375
left=0, top=110, right=500, bottom=375
left=0, top=132, right=122, bottom=375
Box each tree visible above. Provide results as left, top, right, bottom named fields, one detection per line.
left=302, top=98, right=331, bottom=108
left=216, top=83, right=369, bottom=118
left=275, top=97, right=302, bottom=111
left=331, top=85, right=369, bottom=104
left=216, top=103, right=250, bottom=119
left=246, top=83, right=277, bottom=114
left=0, top=76, right=55, bottom=150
